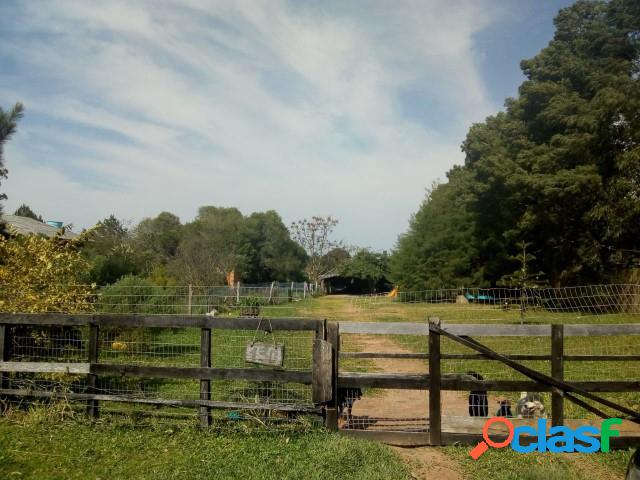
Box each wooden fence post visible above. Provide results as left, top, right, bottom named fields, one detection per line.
left=268, top=281, right=275, bottom=304
left=200, top=327, right=212, bottom=428
left=325, top=321, right=339, bottom=431
left=87, top=323, right=100, bottom=418
left=551, top=324, right=564, bottom=426
left=428, top=322, right=442, bottom=446
left=0, top=324, right=9, bottom=393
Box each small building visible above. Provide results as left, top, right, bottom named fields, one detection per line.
left=1, top=215, right=78, bottom=240
left=320, top=271, right=391, bottom=295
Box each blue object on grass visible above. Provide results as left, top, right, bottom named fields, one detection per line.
left=226, top=411, right=243, bottom=421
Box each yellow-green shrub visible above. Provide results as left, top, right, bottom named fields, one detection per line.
left=0, top=233, right=94, bottom=313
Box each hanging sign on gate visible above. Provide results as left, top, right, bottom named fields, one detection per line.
left=245, top=341, right=284, bottom=367
left=244, top=318, right=285, bottom=367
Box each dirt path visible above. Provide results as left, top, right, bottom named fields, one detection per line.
left=348, top=334, right=477, bottom=421
left=344, top=334, right=465, bottom=479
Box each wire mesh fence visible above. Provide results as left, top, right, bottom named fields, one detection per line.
left=0, top=320, right=319, bottom=427
left=350, top=284, right=640, bottom=324
left=0, top=282, right=320, bottom=317
left=2, top=283, right=639, bottom=435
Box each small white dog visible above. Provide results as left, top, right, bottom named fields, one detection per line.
left=516, top=392, right=546, bottom=418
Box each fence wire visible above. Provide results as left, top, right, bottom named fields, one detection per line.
left=351, top=284, right=640, bottom=324
left=1, top=322, right=316, bottom=426
left=2, top=283, right=639, bottom=431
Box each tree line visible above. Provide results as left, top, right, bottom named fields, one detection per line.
left=391, top=0, right=640, bottom=289
left=7, top=201, right=392, bottom=289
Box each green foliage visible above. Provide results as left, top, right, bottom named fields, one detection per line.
left=238, top=294, right=262, bottom=316
left=0, top=231, right=93, bottom=360
left=169, top=207, right=253, bottom=285
left=339, top=249, right=390, bottom=291
left=82, top=215, right=144, bottom=285
left=244, top=211, right=307, bottom=283
left=97, top=275, right=183, bottom=314
left=170, top=207, right=306, bottom=285
left=391, top=177, right=485, bottom=289
left=393, top=0, right=640, bottom=289
left=0, top=233, right=93, bottom=313
left=323, top=247, right=351, bottom=273
left=133, top=212, right=182, bottom=269
left=78, top=208, right=306, bottom=287
left=96, top=275, right=182, bottom=346
left=239, top=295, right=264, bottom=308
left=13, top=204, right=43, bottom=222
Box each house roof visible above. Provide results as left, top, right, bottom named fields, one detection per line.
left=319, top=270, right=340, bottom=280
left=1, top=215, right=78, bottom=240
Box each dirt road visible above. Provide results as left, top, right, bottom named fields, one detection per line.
left=344, top=333, right=465, bottom=479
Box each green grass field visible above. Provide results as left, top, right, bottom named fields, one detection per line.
left=0, top=417, right=409, bottom=480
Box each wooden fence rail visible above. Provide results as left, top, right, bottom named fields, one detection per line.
left=0, top=314, right=639, bottom=448
left=0, top=314, right=329, bottom=422
left=337, top=319, right=640, bottom=447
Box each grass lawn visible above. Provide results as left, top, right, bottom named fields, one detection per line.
left=0, top=417, right=410, bottom=480
left=443, top=444, right=634, bottom=480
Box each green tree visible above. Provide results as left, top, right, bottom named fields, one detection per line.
left=339, top=249, right=390, bottom=292
left=133, top=212, right=182, bottom=267
left=322, top=247, right=351, bottom=274
left=0, top=102, right=24, bottom=228
left=169, top=207, right=306, bottom=284
left=82, top=215, right=142, bottom=285
left=244, top=210, right=307, bottom=283
left=14, top=204, right=43, bottom=222
left=390, top=176, right=484, bottom=290
left=394, top=0, right=640, bottom=288
left=169, top=207, right=251, bottom=285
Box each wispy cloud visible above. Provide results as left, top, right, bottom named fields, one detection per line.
left=0, top=0, right=502, bottom=249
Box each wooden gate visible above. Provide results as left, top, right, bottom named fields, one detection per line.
left=332, top=321, right=432, bottom=446
left=328, top=320, right=640, bottom=448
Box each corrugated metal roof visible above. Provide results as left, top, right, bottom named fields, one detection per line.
left=1, top=215, right=78, bottom=239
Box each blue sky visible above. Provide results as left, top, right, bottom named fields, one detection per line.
left=0, top=0, right=575, bottom=250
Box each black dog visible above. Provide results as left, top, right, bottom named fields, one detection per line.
left=467, top=372, right=488, bottom=417
left=337, top=387, right=362, bottom=425
left=496, top=399, right=513, bottom=417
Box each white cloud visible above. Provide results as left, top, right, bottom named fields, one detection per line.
left=1, top=0, right=501, bottom=249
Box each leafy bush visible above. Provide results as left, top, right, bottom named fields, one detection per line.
left=0, top=234, right=93, bottom=313
left=97, top=275, right=184, bottom=315
left=0, top=233, right=93, bottom=361
left=238, top=295, right=261, bottom=317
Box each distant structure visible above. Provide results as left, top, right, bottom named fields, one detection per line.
left=320, top=270, right=391, bottom=295
left=1, top=215, right=78, bottom=240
